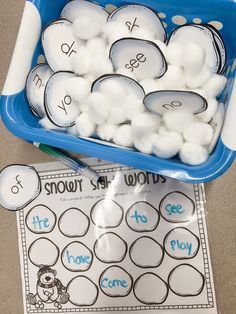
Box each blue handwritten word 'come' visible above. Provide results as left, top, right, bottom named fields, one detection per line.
left=101, top=277, right=128, bottom=289
left=66, top=250, right=91, bottom=265
left=130, top=210, right=147, bottom=223
left=165, top=204, right=184, bottom=215
left=32, top=216, right=50, bottom=230
left=170, top=240, right=192, bottom=256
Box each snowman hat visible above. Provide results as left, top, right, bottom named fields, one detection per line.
left=37, top=265, right=56, bottom=277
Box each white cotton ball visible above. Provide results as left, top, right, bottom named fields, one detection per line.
left=67, top=125, right=78, bottom=136
left=166, top=42, right=184, bottom=67
left=83, top=73, right=96, bottom=83
left=182, top=43, right=206, bottom=75
left=155, top=79, right=166, bottom=91
left=75, top=112, right=96, bottom=137
left=116, top=68, right=136, bottom=80
left=162, top=65, right=185, bottom=89
left=86, top=37, right=107, bottom=56
left=197, top=98, right=218, bottom=123
left=80, top=103, right=89, bottom=113
left=107, top=107, right=127, bottom=124
left=154, top=40, right=167, bottom=56
left=97, top=123, right=118, bottom=141
left=87, top=92, right=110, bottom=124
left=65, top=77, right=91, bottom=103
left=89, top=55, right=114, bottom=78
left=139, top=79, right=159, bottom=94
left=179, top=142, right=209, bottom=165
left=131, top=112, right=161, bottom=137
left=73, top=16, right=102, bottom=39
left=183, top=122, right=213, bottom=146
left=102, top=21, right=130, bottom=43
left=185, top=64, right=212, bottom=89
left=190, top=88, right=208, bottom=100
left=163, top=110, right=196, bottom=133
left=123, top=94, right=145, bottom=120
left=152, top=133, right=183, bottom=159
left=203, top=74, right=227, bottom=98
left=131, top=26, right=155, bottom=41
left=39, top=117, right=66, bottom=131
left=71, top=47, right=91, bottom=75
left=134, top=133, right=160, bottom=154
left=100, top=79, right=127, bottom=106
left=113, top=124, right=134, bottom=147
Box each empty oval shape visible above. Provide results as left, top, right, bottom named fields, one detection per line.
left=45, top=71, right=80, bottom=127
left=28, top=238, right=59, bottom=266
left=67, top=276, right=99, bottom=306
left=159, top=191, right=195, bottom=223
left=110, top=38, right=167, bottom=81
left=42, top=19, right=80, bottom=72
left=61, top=0, right=108, bottom=23
left=134, top=273, right=168, bottom=304
left=92, top=74, right=145, bottom=100
left=168, top=24, right=220, bottom=73
left=94, top=232, right=127, bottom=263
left=126, top=201, right=160, bottom=232
left=59, top=208, right=90, bottom=237
left=0, top=165, right=41, bottom=211
left=99, top=266, right=133, bottom=297
left=144, top=90, right=208, bottom=116
left=62, top=241, right=93, bottom=272
left=108, top=4, right=166, bottom=42
left=90, top=199, right=123, bottom=228
left=26, top=64, right=53, bottom=118
left=164, top=227, right=200, bottom=259
left=168, top=264, right=205, bottom=296
left=130, top=237, right=164, bottom=268
left=26, top=204, right=56, bottom=234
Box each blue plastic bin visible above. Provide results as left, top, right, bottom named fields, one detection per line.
left=1, top=0, right=236, bottom=183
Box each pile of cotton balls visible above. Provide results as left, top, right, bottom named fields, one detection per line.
left=26, top=1, right=228, bottom=166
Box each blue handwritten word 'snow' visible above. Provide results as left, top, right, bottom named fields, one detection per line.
left=101, top=277, right=127, bottom=289
left=170, top=240, right=192, bottom=256
left=130, top=210, right=147, bottom=223
left=32, top=216, right=50, bottom=230
left=66, top=251, right=91, bottom=265
left=165, top=204, right=184, bottom=215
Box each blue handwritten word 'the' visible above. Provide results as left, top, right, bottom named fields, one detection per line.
left=170, top=240, right=192, bottom=256
left=32, top=216, right=50, bottom=230
left=101, top=277, right=127, bottom=289
left=130, top=210, right=147, bottom=224
left=165, top=204, right=184, bottom=215
left=66, top=250, right=91, bottom=265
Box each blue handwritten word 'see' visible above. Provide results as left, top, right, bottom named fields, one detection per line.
left=130, top=210, right=148, bottom=224
left=32, top=216, right=50, bottom=230
left=101, top=277, right=127, bottom=289
left=170, top=240, right=192, bottom=256
left=66, top=250, right=91, bottom=265
left=165, top=204, right=184, bottom=215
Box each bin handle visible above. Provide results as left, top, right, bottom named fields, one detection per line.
left=2, top=1, right=41, bottom=96
left=221, top=72, right=236, bottom=155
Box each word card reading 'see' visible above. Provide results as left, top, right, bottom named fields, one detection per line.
left=15, top=159, right=218, bottom=314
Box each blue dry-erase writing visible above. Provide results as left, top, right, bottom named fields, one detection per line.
left=101, top=278, right=128, bottom=289
left=165, top=204, right=184, bottom=215
left=170, top=240, right=193, bottom=256
left=130, top=210, right=148, bottom=224
left=66, top=250, right=91, bottom=265
left=32, top=216, right=50, bottom=230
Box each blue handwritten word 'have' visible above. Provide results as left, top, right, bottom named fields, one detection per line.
left=170, top=240, right=192, bottom=256
left=66, top=251, right=91, bottom=265
left=32, top=216, right=50, bottom=230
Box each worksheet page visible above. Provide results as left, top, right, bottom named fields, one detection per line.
left=16, top=158, right=218, bottom=314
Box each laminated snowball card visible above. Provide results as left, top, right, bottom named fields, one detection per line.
left=12, top=158, right=218, bottom=314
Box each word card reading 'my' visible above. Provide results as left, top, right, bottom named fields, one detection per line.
left=16, top=159, right=218, bottom=314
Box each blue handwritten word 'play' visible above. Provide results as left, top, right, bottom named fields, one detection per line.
left=170, top=240, right=192, bottom=256
left=101, top=277, right=127, bottom=289
left=130, top=210, right=147, bottom=223
left=32, top=216, right=50, bottom=230
left=165, top=204, right=184, bottom=215
left=66, top=251, right=91, bottom=265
